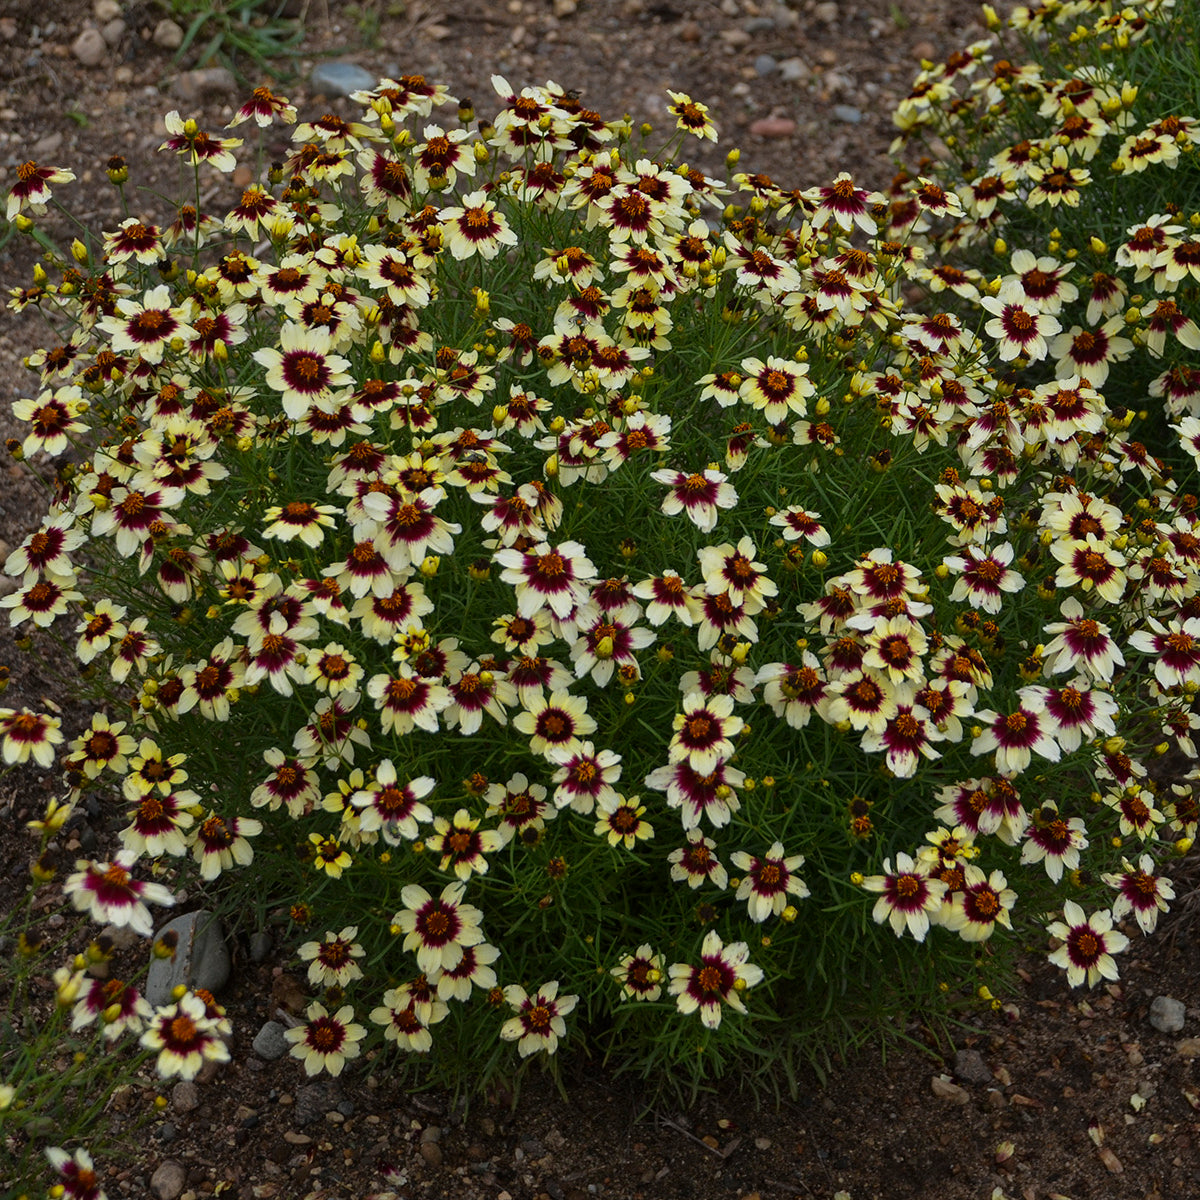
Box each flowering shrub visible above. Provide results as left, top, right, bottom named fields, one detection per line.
left=5, top=18, right=1200, bottom=1151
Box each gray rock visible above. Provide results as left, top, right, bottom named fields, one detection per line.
left=155, top=1122, right=177, bottom=1143
left=71, top=27, right=107, bottom=66
left=150, top=1159, right=186, bottom=1200
left=294, top=1080, right=343, bottom=1126
left=252, top=1020, right=290, bottom=1061
left=248, top=930, right=273, bottom=963
left=309, top=61, right=377, bottom=97
left=953, top=1048, right=994, bottom=1085
left=778, top=57, right=810, bottom=83
left=753, top=54, right=777, bottom=77
left=743, top=16, right=777, bottom=33
left=170, top=1081, right=199, bottom=1113
left=833, top=105, right=864, bottom=124
left=100, top=17, right=125, bottom=45
left=814, top=1, right=839, bottom=21
left=146, top=910, right=230, bottom=1008
left=94, top=0, right=123, bottom=20
left=153, top=18, right=184, bottom=50
left=1150, top=995, right=1187, bottom=1034
left=172, top=67, right=238, bottom=102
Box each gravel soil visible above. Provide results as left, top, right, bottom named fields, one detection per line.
left=3, top=2, right=1200, bottom=1198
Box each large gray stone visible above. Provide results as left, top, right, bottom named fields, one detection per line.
left=146, top=909, right=230, bottom=1007
left=309, top=61, right=376, bottom=97
left=1149, top=994, right=1187, bottom=1034
left=253, top=1020, right=290, bottom=1061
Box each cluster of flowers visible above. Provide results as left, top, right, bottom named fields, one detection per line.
left=5, top=40, right=1199, bottom=1102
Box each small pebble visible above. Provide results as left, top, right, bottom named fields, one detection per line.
left=749, top=116, right=795, bottom=138
left=833, top=104, right=863, bottom=124
left=171, top=1081, right=199, bottom=1114
left=100, top=17, right=125, bottom=45
left=149, top=1159, right=186, bottom=1200
left=94, top=0, right=122, bottom=19
left=778, top=57, right=810, bottom=83
left=248, top=930, right=273, bottom=962
left=153, top=18, right=184, bottom=50
left=172, top=67, right=238, bottom=101
left=419, top=1140, right=444, bottom=1168
left=1149, top=995, right=1186, bottom=1034
left=930, top=1075, right=970, bottom=1105
left=814, top=1, right=839, bottom=22
left=743, top=17, right=777, bottom=33
left=309, top=60, right=377, bottom=97
left=753, top=54, right=777, bottom=77
left=911, top=40, right=937, bottom=62
left=155, top=1123, right=178, bottom=1143
left=953, top=1048, right=994, bottom=1085
left=71, top=27, right=107, bottom=67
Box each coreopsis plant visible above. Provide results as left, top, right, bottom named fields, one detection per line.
left=6, top=51, right=1200, bottom=1118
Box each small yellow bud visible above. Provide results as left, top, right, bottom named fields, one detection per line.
left=850, top=871, right=864, bottom=886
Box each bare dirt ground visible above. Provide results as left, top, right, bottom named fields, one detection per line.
left=4, top=2, right=1200, bottom=1198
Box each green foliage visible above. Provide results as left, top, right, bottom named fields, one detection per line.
left=161, top=0, right=305, bottom=84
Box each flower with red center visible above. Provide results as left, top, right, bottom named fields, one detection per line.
left=63, top=850, right=174, bottom=936
left=253, top=322, right=352, bottom=421
left=10, top=385, right=90, bottom=458
left=102, top=216, right=163, bottom=264
left=426, top=808, right=504, bottom=879
left=738, top=355, right=814, bottom=423
left=120, top=789, right=196, bottom=858
left=645, top=757, right=745, bottom=830
left=1020, top=805, right=1088, bottom=882
left=631, top=570, right=702, bottom=626
left=1107, top=787, right=1165, bottom=841
left=942, top=865, right=1016, bottom=942
left=758, top=655, right=830, bottom=729
left=1050, top=319, right=1133, bottom=387
left=439, top=190, right=518, bottom=260
left=0, top=707, right=64, bottom=768
left=944, top=542, right=1025, bottom=614
left=980, top=284, right=1061, bottom=361
left=860, top=615, right=929, bottom=684
left=191, top=812, right=261, bottom=881
left=298, top=927, right=365, bottom=988
left=1129, top=616, right=1200, bottom=688
left=7, top=159, right=75, bottom=219
left=668, top=828, right=728, bottom=890
left=350, top=760, right=433, bottom=843
left=1043, top=680, right=1117, bottom=753
left=667, top=90, right=717, bottom=140
left=807, top=172, right=881, bottom=234
left=611, top=944, right=666, bottom=1003
left=669, top=692, right=742, bottom=775
left=1049, top=533, right=1127, bottom=605
left=668, top=929, right=763, bottom=1029
left=370, top=984, right=449, bottom=1052
left=514, top=688, right=596, bottom=760
left=861, top=853, right=947, bottom=941
left=366, top=667, right=450, bottom=736
left=160, top=110, right=241, bottom=170
left=697, top=536, right=777, bottom=614
left=496, top=539, right=597, bottom=620
left=731, top=841, right=808, bottom=922
left=483, top=772, right=553, bottom=845
left=227, top=84, right=296, bottom=127
left=651, top=467, right=738, bottom=533
left=1047, top=901, right=1128, bottom=988
left=1040, top=597, right=1124, bottom=681
left=500, top=981, right=578, bottom=1056
left=569, top=609, right=655, bottom=688
left=550, top=742, right=622, bottom=814
left=395, top=882, right=485, bottom=975
left=67, top=970, right=148, bottom=1038
left=972, top=689, right=1061, bottom=776
left=595, top=794, right=654, bottom=849
left=285, top=1001, right=367, bottom=1076
left=1104, top=854, right=1175, bottom=934
left=44, top=1146, right=107, bottom=1200
left=99, top=285, right=195, bottom=365
left=825, top=671, right=899, bottom=734
left=861, top=704, right=943, bottom=778
left=768, top=505, right=830, bottom=546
